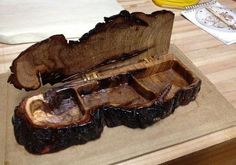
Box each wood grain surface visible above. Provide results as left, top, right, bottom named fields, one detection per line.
left=165, top=136, right=236, bottom=165
left=0, top=0, right=236, bottom=164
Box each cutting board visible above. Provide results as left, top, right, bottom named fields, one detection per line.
left=1, top=45, right=236, bottom=165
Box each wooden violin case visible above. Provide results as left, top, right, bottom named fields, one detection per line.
left=8, top=10, right=201, bottom=154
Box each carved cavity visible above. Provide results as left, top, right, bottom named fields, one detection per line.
left=25, top=89, right=84, bottom=127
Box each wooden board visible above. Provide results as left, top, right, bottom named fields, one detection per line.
left=165, top=135, right=236, bottom=165
left=1, top=45, right=236, bottom=165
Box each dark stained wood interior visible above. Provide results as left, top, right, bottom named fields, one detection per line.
left=76, top=59, right=197, bottom=112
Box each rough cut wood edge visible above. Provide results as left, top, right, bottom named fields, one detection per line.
left=12, top=106, right=104, bottom=154
left=7, top=10, right=174, bottom=91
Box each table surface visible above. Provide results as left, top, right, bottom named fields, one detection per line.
left=0, top=0, right=236, bottom=164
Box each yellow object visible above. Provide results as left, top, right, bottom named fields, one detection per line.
left=153, top=0, right=200, bottom=9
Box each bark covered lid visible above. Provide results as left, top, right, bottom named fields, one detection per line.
left=8, top=10, right=174, bottom=91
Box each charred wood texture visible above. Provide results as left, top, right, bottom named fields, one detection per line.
left=13, top=107, right=104, bottom=154
left=103, top=81, right=201, bottom=128
left=12, top=77, right=201, bottom=154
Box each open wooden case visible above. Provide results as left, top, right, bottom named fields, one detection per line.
left=9, top=10, right=201, bottom=154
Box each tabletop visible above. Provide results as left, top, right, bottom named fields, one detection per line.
left=0, top=0, right=236, bottom=164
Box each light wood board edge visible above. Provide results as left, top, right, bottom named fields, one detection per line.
left=0, top=74, right=8, bottom=165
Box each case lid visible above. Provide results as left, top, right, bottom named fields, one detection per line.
left=8, top=10, right=174, bottom=91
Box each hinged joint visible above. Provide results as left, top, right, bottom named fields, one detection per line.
left=83, top=71, right=99, bottom=81
left=143, top=56, right=155, bottom=63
